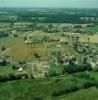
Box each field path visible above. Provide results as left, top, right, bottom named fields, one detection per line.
left=0, top=47, right=12, bottom=56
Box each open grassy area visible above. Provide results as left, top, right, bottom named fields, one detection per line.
left=56, top=87, right=98, bottom=100
left=0, top=73, right=98, bottom=100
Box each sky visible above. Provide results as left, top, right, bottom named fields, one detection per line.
left=0, top=0, right=98, bottom=8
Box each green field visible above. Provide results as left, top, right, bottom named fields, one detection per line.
left=0, top=71, right=98, bottom=100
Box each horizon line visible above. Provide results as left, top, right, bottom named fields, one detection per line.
left=0, top=6, right=98, bottom=9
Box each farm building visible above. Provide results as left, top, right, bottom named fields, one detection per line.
left=32, top=61, right=50, bottom=78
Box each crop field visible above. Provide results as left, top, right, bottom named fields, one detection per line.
left=79, top=34, right=98, bottom=43
left=0, top=36, right=46, bottom=61
left=7, top=43, right=46, bottom=61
